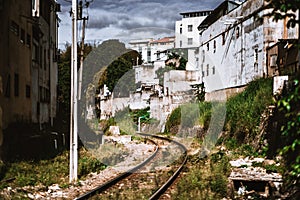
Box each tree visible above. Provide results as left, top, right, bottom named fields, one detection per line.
left=265, top=1, right=300, bottom=196
left=95, top=50, right=141, bottom=98
left=266, top=0, right=300, bottom=28
left=57, top=43, right=92, bottom=123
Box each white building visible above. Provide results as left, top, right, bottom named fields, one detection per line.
left=175, top=11, right=212, bottom=71
left=198, top=0, right=298, bottom=100
left=129, top=37, right=175, bottom=63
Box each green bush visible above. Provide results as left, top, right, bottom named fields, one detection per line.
left=165, top=106, right=181, bottom=133
left=78, top=156, right=106, bottom=178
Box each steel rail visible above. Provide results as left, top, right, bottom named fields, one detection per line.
left=138, top=133, right=188, bottom=200
left=74, top=133, right=187, bottom=200
left=74, top=137, right=158, bottom=200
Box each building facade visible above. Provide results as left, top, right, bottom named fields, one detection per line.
left=198, top=0, right=298, bottom=99
left=0, top=0, right=59, bottom=145
left=129, top=36, right=175, bottom=63
left=175, top=11, right=212, bottom=71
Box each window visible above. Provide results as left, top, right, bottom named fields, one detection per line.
left=180, top=40, right=182, bottom=47
left=254, top=49, right=258, bottom=72
left=213, top=40, right=216, bottom=53
left=222, top=33, right=225, bottom=45
left=270, top=54, right=277, bottom=67
left=5, top=74, right=11, bottom=97
left=254, top=49, right=258, bottom=63
left=236, top=27, right=240, bottom=39
left=188, top=25, right=193, bottom=32
left=212, top=66, right=215, bottom=75
left=207, top=43, right=209, bottom=51
left=206, top=64, right=209, bottom=76
left=147, top=48, right=151, bottom=62
left=188, top=38, right=193, bottom=45
left=26, top=34, right=31, bottom=47
left=44, top=49, right=47, bottom=70
left=10, top=21, right=19, bottom=36
left=32, top=43, right=38, bottom=62
left=14, top=73, right=19, bottom=97
left=20, top=28, right=25, bottom=43
left=26, top=85, right=31, bottom=98
left=180, top=27, right=182, bottom=34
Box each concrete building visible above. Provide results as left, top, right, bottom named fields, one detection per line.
left=175, top=10, right=212, bottom=71
left=197, top=0, right=298, bottom=100
left=0, top=0, right=60, bottom=138
left=129, top=36, right=175, bottom=63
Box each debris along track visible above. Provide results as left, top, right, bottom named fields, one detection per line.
left=75, top=133, right=187, bottom=200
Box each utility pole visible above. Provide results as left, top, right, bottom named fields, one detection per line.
left=78, top=17, right=88, bottom=100
left=70, top=0, right=78, bottom=183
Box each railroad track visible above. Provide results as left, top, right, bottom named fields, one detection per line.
left=75, top=133, right=187, bottom=200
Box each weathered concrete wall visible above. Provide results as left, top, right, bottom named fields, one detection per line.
left=199, top=0, right=298, bottom=94
left=164, top=70, right=201, bottom=95
left=205, top=86, right=246, bottom=101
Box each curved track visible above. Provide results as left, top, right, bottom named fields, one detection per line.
left=75, top=133, right=187, bottom=200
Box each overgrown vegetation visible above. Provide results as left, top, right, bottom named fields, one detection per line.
left=167, top=78, right=275, bottom=198
left=225, top=78, right=273, bottom=143
left=0, top=148, right=106, bottom=190
left=266, top=78, right=300, bottom=196
left=173, top=151, right=230, bottom=199
left=165, top=102, right=212, bottom=134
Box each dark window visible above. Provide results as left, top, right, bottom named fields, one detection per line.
left=180, top=40, right=182, bottom=47
left=180, top=27, right=182, bottom=34
left=26, top=85, right=31, bottom=98
left=10, top=21, right=19, bottom=36
left=255, top=49, right=258, bottom=63
left=20, top=28, right=25, bottom=43
left=206, top=64, right=209, bottom=76
left=213, top=40, right=216, bottom=53
left=32, top=43, right=38, bottom=62
left=44, top=49, right=46, bottom=70
left=40, top=48, right=43, bottom=67
left=188, top=38, right=193, bottom=45
left=188, top=25, right=193, bottom=32
left=26, top=34, right=31, bottom=47
left=222, top=33, right=225, bottom=45
left=207, top=43, right=209, bottom=51
left=5, top=74, right=11, bottom=97
left=14, top=73, right=19, bottom=97
left=212, top=66, right=215, bottom=75
left=236, top=27, right=240, bottom=38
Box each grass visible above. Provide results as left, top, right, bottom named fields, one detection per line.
left=225, top=78, right=273, bottom=142
left=172, top=151, right=230, bottom=199
left=0, top=148, right=107, bottom=190
left=167, top=78, right=275, bottom=199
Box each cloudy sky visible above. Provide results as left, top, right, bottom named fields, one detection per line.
left=57, top=0, right=224, bottom=48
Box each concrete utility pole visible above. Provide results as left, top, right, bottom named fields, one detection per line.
left=70, top=0, right=78, bottom=183
left=78, top=17, right=87, bottom=100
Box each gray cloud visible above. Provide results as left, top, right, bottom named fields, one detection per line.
left=58, top=0, right=224, bottom=43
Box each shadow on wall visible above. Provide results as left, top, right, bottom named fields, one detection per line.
left=2, top=122, right=67, bottom=161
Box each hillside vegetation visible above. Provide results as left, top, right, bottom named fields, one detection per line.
left=166, top=76, right=300, bottom=198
